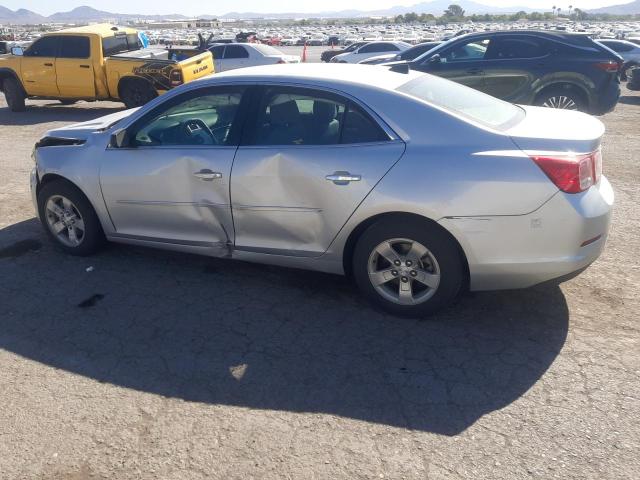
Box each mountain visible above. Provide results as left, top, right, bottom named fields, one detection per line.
left=0, top=5, right=188, bottom=24
left=0, top=1, right=542, bottom=25
left=588, top=1, right=640, bottom=14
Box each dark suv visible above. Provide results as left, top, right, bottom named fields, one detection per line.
left=401, top=31, right=623, bottom=115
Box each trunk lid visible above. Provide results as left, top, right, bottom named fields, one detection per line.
left=507, top=105, right=604, bottom=154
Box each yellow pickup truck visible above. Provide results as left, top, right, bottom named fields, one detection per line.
left=0, top=24, right=214, bottom=112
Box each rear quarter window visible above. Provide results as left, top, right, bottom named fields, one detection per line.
left=397, top=74, right=525, bottom=131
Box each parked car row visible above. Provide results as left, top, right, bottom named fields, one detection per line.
left=1, top=27, right=625, bottom=116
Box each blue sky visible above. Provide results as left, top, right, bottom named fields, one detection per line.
left=7, top=1, right=632, bottom=16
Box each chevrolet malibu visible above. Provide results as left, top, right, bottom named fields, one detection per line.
left=30, top=64, right=614, bottom=317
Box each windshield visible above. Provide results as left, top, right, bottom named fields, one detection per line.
left=397, top=74, right=525, bottom=131
left=411, top=37, right=456, bottom=63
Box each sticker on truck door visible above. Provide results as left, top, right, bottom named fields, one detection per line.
left=132, top=62, right=174, bottom=90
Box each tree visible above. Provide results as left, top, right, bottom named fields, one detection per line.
left=444, top=4, right=466, bottom=18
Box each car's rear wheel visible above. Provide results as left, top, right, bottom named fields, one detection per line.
left=37, top=180, right=106, bottom=256
left=536, top=88, right=585, bottom=112
left=120, top=80, right=156, bottom=109
left=3, top=77, right=26, bottom=112
left=352, top=218, right=464, bottom=317
left=59, top=99, right=77, bottom=105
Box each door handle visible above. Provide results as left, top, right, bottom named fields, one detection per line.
left=79, top=65, right=90, bottom=69
left=193, top=169, right=222, bottom=181
left=43, top=62, right=53, bottom=67
left=326, top=171, right=361, bottom=185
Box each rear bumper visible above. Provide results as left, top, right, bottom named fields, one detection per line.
left=440, top=176, right=614, bottom=291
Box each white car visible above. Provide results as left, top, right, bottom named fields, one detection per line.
left=330, top=41, right=411, bottom=64
left=208, top=43, right=300, bottom=72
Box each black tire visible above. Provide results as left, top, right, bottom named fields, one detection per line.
left=3, top=77, right=26, bottom=112
left=59, top=99, right=77, bottom=105
left=535, top=87, right=586, bottom=112
left=352, top=218, right=464, bottom=318
left=37, top=179, right=106, bottom=256
left=120, top=80, right=157, bottom=109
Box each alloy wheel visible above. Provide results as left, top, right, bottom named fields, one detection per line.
left=542, top=95, right=578, bottom=110
left=367, top=238, right=441, bottom=306
left=45, top=195, right=85, bottom=247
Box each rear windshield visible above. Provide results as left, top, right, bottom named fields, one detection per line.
left=396, top=74, right=525, bottom=131
left=102, top=33, right=141, bottom=56
left=251, top=44, right=282, bottom=56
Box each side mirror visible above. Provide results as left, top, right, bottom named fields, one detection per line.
left=11, top=46, right=24, bottom=56
left=109, top=128, right=129, bottom=148
left=428, top=54, right=441, bottom=64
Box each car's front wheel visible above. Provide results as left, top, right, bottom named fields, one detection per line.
left=37, top=180, right=106, bottom=256
left=352, top=218, right=464, bottom=317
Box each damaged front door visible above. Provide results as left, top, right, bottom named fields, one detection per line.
left=100, top=87, right=247, bottom=253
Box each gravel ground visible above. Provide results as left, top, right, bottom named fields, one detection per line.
left=0, top=83, right=639, bottom=480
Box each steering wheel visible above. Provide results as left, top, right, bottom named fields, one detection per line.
left=181, top=118, right=217, bottom=145
left=210, top=123, right=232, bottom=144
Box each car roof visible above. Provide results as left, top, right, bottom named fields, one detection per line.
left=53, top=23, right=138, bottom=39
left=203, top=63, right=423, bottom=92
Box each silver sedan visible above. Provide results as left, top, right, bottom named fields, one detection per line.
left=30, top=64, right=614, bottom=317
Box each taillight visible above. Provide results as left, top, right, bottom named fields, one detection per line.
left=170, top=69, right=183, bottom=86
left=594, top=60, right=620, bottom=73
left=530, top=149, right=602, bottom=194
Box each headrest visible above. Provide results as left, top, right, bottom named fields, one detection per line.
left=269, top=100, right=300, bottom=125
left=313, top=101, right=338, bottom=124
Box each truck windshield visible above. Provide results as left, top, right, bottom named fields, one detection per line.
left=103, top=33, right=141, bottom=56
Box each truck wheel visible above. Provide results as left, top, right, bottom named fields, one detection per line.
left=59, top=99, right=77, bottom=105
left=3, top=77, right=26, bottom=112
left=120, top=80, right=156, bottom=109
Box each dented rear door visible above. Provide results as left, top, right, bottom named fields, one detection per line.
left=230, top=85, right=405, bottom=257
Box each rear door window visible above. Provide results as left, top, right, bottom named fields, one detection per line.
left=223, top=45, right=249, bottom=59
left=359, top=43, right=382, bottom=54
left=58, top=36, right=90, bottom=59
left=487, top=36, right=548, bottom=59
left=248, top=87, right=389, bottom=146
left=603, top=41, right=633, bottom=53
